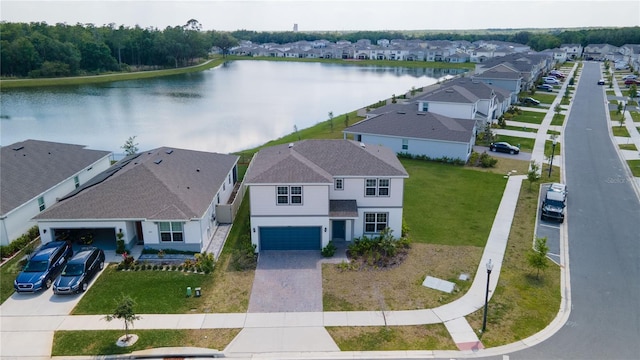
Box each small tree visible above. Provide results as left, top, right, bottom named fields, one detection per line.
left=121, top=136, right=139, bottom=156
left=629, top=84, right=638, bottom=100
left=527, top=237, right=549, bottom=279
left=554, top=103, right=562, bottom=116
left=328, top=111, right=334, bottom=132
left=344, top=114, right=349, bottom=128
left=527, top=160, right=541, bottom=190
left=104, top=295, right=141, bottom=342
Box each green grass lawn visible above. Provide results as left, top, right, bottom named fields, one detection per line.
left=628, top=160, right=640, bottom=177
left=612, top=126, right=630, bottom=137
left=53, top=329, right=240, bottom=356
left=72, top=266, right=210, bottom=314
left=493, top=135, right=535, bottom=152
left=401, top=159, right=505, bottom=247
left=550, top=113, right=565, bottom=126
left=532, top=93, right=557, bottom=104
left=545, top=140, right=562, bottom=158
left=619, top=143, right=638, bottom=151
left=630, top=111, right=640, bottom=122
left=0, top=244, right=40, bottom=303
left=503, top=125, right=537, bottom=133
left=510, top=111, right=546, bottom=125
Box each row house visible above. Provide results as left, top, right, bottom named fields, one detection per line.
left=583, top=44, right=620, bottom=61
left=560, top=44, right=583, bottom=59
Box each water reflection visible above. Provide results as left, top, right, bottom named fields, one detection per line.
left=1, top=60, right=464, bottom=154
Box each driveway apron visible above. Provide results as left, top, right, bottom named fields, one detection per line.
left=248, top=251, right=324, bottom=313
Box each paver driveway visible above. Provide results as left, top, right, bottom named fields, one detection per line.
left=248, top=250, right=346, bottom=313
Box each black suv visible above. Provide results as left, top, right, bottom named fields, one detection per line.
left=14, top=241, right=73, bottom=292
left=53, top=247, right=105, bottom=294
left=541, top=189, right=566, bottom=223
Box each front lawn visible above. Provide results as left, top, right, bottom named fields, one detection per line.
left=52, top=329, right=239, bottom=356
left=628, top=160, right=640, bottom=177
left=550, top=113, right=565, bottom=126
left=503, top=125, right=537, bottom=133
left=0, top=245, right=38, bottom=303
left=532, top=93, right=557, bottom=104
left=510, top=111, right=546, bottom=125
left=493, top=135, right=535, bottom=152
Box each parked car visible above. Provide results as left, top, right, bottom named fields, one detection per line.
left=537, top=84, right=553, bottom=92
left=548, top=182, right=567, bottom=201
left=541, top=189, right=566, bottom=223
left=549, top=72, right=565, bottom=79
left=489, top=142, right=520, bottom=154
left=597, top=79, right=606, bottom=85
left=520, top=97, right=541, bottom=106
left=621, top=74, right=638, bottom=81
left=53, top=247, right=105, bottom=294
left=14, top=241, right=73, bottom=293
left=544, top=78, right=560, bottom=85
left=549, top=70, right=565, bottom=77
left=624, top=78, right=640, bottom=85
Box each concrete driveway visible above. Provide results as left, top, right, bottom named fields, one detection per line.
left=248, top=251, right=324, bottom=313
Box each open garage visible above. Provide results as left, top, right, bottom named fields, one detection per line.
left=259, top=226, right=321, bottom=251
left=52, top=227, right=116, bottom=251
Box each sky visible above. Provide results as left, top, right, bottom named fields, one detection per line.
left=1, top=0, right=639, bottom=32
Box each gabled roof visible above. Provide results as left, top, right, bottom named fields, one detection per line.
left=34, top=147, right=238, bottom=221
left=344, top=111, right=475, bottom=143
left=1, top=140, right=111, bottom=215
left=473, top=63, right=522, bottom=80
left=244, top=140, right=408, bottom=184
left=421, top=85, right=480, bottom=104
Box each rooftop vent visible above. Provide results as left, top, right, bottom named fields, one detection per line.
left=12, top=146, right=24, bottom=151
left=288, top=143, right=294, bottom=148
left=154, top=159, right=162, bottom=165
left=397, top=111, right=406, bottom=114
left=445, top=89, right=454, bottom=93
left=165, top=149, right=174, bottom=154
left=360, top=142, right=366, bottom=148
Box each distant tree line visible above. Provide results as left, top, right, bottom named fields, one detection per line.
left=1, top=20, right=638, bottom=79
left=0, top=19, right=238, bottom=78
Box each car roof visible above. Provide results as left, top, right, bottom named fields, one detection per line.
left=30, top=246, right=58, bottom=261
left=68, top=248, right=99, bottom=263
left=545, top=190, right=565, bottom=201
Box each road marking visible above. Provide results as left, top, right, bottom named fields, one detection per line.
left=539, top=223, right=560, bottom=229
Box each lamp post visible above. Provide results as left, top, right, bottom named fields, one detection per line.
left=481, top=259, right=493, bottom=333
left=548, top=136, right=557, bottom=178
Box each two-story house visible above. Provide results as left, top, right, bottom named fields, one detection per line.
left=34, top=147, right=240, bottom=256
left=1, top=140, right=111, bottom=246
left=243, top=140, right=408, bottom=251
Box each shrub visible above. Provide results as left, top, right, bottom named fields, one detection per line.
left=347, top=228, right=410, bottom=269
left=321, top=241, right=337, bottom=257
left=195, top=252, right=215, bottom=274
left=230, top=234, right=257, bottom=271
left=479, top=152, right=498, bottom=168
left=0, top=226, right=40, bottom=259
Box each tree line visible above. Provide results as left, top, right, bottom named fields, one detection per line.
left=0, top=19, right=238, bottom=78
left=1, top=20, right=638, bottom=79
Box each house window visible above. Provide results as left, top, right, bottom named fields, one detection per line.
left=402, top=139, right=409, bottom=150
left=421, top=102, right=429, bottom=112
left=335, top=178, right=344, bottom=190
left=37, top=197, right=45, bottom=212
left=74, top=176, right=80, bottom=188
left=228, top=174, right=231, bottom=184
left=364, top=212, right=388, bottom=233
left=223, top=183, right=226, bottom=191
left=277, top=186, right=303, bottom=205
left=365, top=178, right=390, bottom=197
left=159, top=222, right=183, bottom=242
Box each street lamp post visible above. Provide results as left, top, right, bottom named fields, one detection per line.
left=548, top=136, right=557, bottom=178
left=481, top=259, right=493, bottom=333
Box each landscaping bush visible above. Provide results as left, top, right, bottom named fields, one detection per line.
left=346, top=228, right=410, bottom=269
left=479, top=152, right=498, bottom=168
left=230, top=234, right=257, bottom=271
left=194, top=252, right=215, bottom=274
left=0, top=226, right=40, bottom=259
left=321, top=241, right=337, bottom=257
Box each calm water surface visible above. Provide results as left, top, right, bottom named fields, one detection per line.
left=1, top=61, right=462, bottom=154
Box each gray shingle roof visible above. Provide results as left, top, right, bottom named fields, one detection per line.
left=1, top=140, right=111, bottom=215
left=329, top=200, right=358, bottom=218
left=344, top=111, right=475, bottom=143
left=473, top=64, right=522, bottom=80
left=421, top=85, right=480, bottom=104
left=244, top=139, right=408, bottom=184
left=34, top=147, right=238, bottom=221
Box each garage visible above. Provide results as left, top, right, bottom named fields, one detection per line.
left=259, top=226, right=321, bottom=251
left=53, top=228, right=116, bottom=251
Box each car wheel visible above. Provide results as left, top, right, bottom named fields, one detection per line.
left=45, top=278, right=52, bottom=289
left=99, top=261, right=105, bottom=270
left=510, top=150, right=515, bottom=154
left=490, top=147, right=495, bottom=152
left=81, top=282, right=88, bottom=292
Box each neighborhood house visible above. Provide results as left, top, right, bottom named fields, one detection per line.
left=34, top=147, right=240, bottom=254
left=243, top=139, right=409, bottom=251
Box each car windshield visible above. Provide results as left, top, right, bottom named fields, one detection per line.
left=547, top=199, right=564, bottom=208
left=23, top=260, right=48, bottom=272
left=62, top=263, right=84, bottom=276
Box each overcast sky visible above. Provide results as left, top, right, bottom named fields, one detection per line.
left=1, top=0, right=639, bottom=32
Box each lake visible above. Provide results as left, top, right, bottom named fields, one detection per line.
left=0, top=60, right=463, bottom=155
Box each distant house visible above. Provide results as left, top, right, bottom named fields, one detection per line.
left=34, top=147, right=240, bottom=255
left=1, top=140, right=112, bottom=246
left=344, top=110, right=476, bottom=162
left=583, top=44, right=620, bottom=61
left=243, top=140, right=408, bottom=251
left=472, top=63, right=523, bottom=103
left=560, top=44, right=583, bottom=59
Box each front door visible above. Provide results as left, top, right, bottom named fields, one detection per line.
left=135, top=221, right=144, bottom=244
left=332, top=220, right=346, bottom=241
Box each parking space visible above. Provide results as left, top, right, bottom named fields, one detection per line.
left=536, top=183, right=563, bottom=265
left=0, top=267, right=105, bottom=316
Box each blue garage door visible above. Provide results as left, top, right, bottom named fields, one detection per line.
left=259, top=226, right=321, bottom=250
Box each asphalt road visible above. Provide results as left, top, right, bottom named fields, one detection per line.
left=512, top=62, right=640, bottom=359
